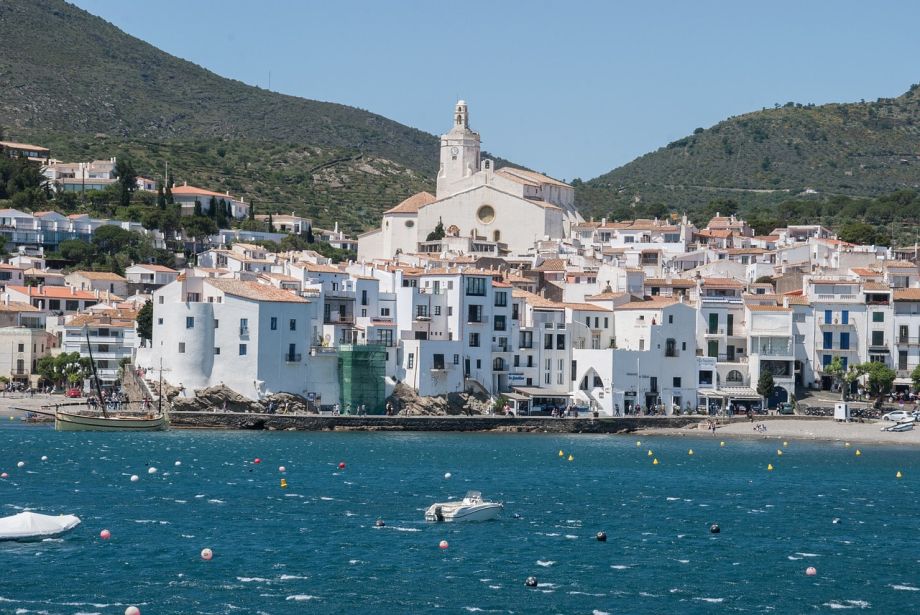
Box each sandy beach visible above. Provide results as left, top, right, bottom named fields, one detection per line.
left=639, top=418, right=920, bottom=446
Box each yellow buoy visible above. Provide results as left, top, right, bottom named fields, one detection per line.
left=896, top=471, right=903, bottom=479
left=688, top=449, right=694, bottom=456
left=855, top=449, right=861, bottom=456
left=647, top=450, right=653, bottom=456
left=720, top=441, right=725, bottom=447
left=652, top=458, right=659, bottom=465
left=777, top=450, right=783, bottom=456
left=559, top=450, right=564, bottom=457
left=767, top=463, right=774, bottom=471
left=280, top=478, right=287, bottom=489
left=567, top=454, right=574, bottom=462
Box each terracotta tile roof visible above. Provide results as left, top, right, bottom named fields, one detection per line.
left=384, top=191, right=436, bottom=214
left=533, top=258, right=566, bottom=272
left=492, top=281, right=512, bottom=288
left=6, top=285, right=99, bottom=300
left=753, top=235, right=779, bottom=241
left=862, top=282, right=891, bottom=291
left=600, top=218, right=680, bottom=231
left=893, top=289, right=920, bottom=301
left=645, top=278, right=695, bottom=288
left=294, top=262, right=344, bottom=274
left=885, top=260, right=917, bottom=269
left=205, top=279, right=308, bottom=303
left=747, top=304, right=790, bottom=312
left=171, top=184, right=240, bottom=200
left=0, top=301, right=39, bottom=313
left=0, top=140, right=49, bottom=152
left=564, top=302, right=611, bottom=312
left=615, top=298, right=679, bottom=311
left=130, top=264, right=177, bottom=273
left=584, top=290, right=630, bottom=300
left=496, top=167, right=569, bottom=188
left=70, top=271, right=127, bottom=281
left=511, top=289, right=563, bottom=309
left=67, top=311, right=137, bottom=327
left=784, top=296, right=810, bottom=306
left=701, top=277, right=744, bottom=288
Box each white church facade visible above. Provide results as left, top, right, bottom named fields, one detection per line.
left=358, top=101, right=583, bottom=260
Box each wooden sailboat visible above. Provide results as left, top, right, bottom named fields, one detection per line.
left=53, top=327, right=167, bottom=432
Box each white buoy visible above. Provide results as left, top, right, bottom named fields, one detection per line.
left=201, top=547, right=213, bottom=561
left=444, top=472, right=452, bottom=479
left=147, top=467, right=157, bottom=475
left=130, top=474, right=140, bottom=482
left=278, top=466, right=286, bottom=473
left=16, top=461, right=25, bottom=468
left=174, top=461, right=182, bottom=467
left=41, top=455, right=48, bottom=461
left=125, top=607, right=141, bottom=615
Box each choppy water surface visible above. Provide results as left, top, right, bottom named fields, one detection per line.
left=1, top=424, right=919, bottom=613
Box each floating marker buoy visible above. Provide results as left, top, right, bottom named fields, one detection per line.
left=278, top=466, right=286, bottom=473
left=636, top=441, right=641, bottom=447
left=201, top=548, right=213, bottom=561
left=709, top=524, right=720, bottom=534
left=832, top=518, right=840, bottom=524
left=688, top=449, right=694, bottom=456
left=375, top=519, right=385, bottom=527
left=896, top=471, right=903, bottom=479
left=100, top=529, right=111, bottom=540
left=174, top=461, right=181, bottom=467
left=130, top=475, right=139, bottom=482
left=567, top=454, right=574, bottom=461
left=559, top=450, right=564, bottom=457
left=596, top=531, right=607, bottom=542
left=41, top=456, right=48, bottom=461
left=338, top=462, right=346, bottom=470
left=855, top=450, right=861, bottom=456
left=720, top=441, right=725, bottom=447
left=767, top=464, right=774, bottom=471
left=147, top=467, right=157, bottom=475
left=125, top=607, right=141, bottom=615
left=280, top=479, right=287, bottom=489
left=647, top=450, right=653, bottom=456
left=438, top=540, right=449, bottom=550
left=844, top=442, right=850, bottom=447
left=16, top=461, right=24, bottom=468
left=805, top=566, right=817, bottom=576
left=444, top=472, right=451, bottom=479
left=525, top=576, right=538, bottom=588
left=254, top=458, right=262, bottom=464
left=777, top=450, right=783, bottom=456
left=0, top=472, right=7, bottom=479
left=652, top=458, right=659, bottom=465
left=783, top=441, right=788, bottom=447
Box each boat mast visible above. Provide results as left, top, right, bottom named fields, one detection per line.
left=84, top=325, right=107, bottom=418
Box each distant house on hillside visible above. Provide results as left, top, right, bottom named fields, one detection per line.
left=0, top=141, right=50, bottom=163
left=171, top=182, right=249, bottom=219
left=254, top=212, right=312, bottom=235
left=44, top=159, right=158, bottom=193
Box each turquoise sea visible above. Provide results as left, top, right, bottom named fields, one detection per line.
left=1, top=423, right=919, bottom=614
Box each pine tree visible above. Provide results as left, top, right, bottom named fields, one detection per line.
left=208, top=195, right=218, bottom=218
left=165, top=173, right=174, bottom=204
left=306, top=224, right=315, bottom=243
left=267, top=213, right=275, bottom=232
left=156, top=183, right=166, bottom=210
left=248, top=202, right=255, bottom=220
left=194, top=200, right=202, bottom=217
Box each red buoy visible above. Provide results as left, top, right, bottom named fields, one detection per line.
left=338, top=462, right=346, bottom=470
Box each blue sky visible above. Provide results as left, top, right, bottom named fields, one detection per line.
left=72, top=0, right=920, bottom=181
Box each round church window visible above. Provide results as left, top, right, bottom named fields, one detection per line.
left=477, top=205, right=495, bottom=224
left=405, top=220, right=414, bottom=228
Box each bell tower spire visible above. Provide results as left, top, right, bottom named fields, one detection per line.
left=437, top=99, right=481, bottom=198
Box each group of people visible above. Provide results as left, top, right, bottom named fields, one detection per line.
left=1, top=382, right=51, bottom=397
left=87, top=389, right=131, bottom=413
left=330, top=403, right=368, bottom=416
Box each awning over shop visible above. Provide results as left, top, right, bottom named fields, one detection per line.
left=512, top=387, right=571, bottom=399
left=698, top=387, right=761, bottom=400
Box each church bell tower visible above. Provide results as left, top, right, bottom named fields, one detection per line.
left=437, top=100, right=481, bottom=198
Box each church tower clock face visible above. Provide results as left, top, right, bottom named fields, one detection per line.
left=450, top=146, right=459, bottom=155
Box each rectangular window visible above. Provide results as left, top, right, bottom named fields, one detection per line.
left=665, top=338, right=677, bottom=357
left=839, top=332, right=850, bottom=350
left=668, top=314, right=673, bottom=324
left=467, top=304, right=482, bottom=323
left=545, top=373, right=551, bottom=384
left=361, top=289, right=368, bottom=306
left=270, top=317, right=277, bottom=330
left=673, top=377, right=682, bottom=388
left=495, top=291, right=507, bottom=307
left=469, top=332, right=480, bottom=347
left=178, top=342, right=185, bottom=353
left=432, top=353, right=445, bottom=370
left=682, top=341, right=687, bottom=351
left=434, top=306, right=441, bottom=316
left=240, top=318, right=249, bottom=334
left=239, top=344, right=247, bottom=356
left=650, top=376, right=658, bottom=392
left=556, top=334, right=566, bottom=350
left=214, top=319, right=219, bottom=329
left=604, top=317, right=609, bottom=328
left=494, top=315, right=506, bottom=331
left=544, top=333, right=553, bottom=350
left=416, top=304, right=428, bottom=318
left=17, top=343, right=23, bottom=352
left=822, top=354, right=832, bottom=367
left=289, top=319, right=296, bottom=331
left=158, top=296, right=164, bottom=304
left=214, top=347, right=220, bottom=355
left=157, top=318, right=163, bottom=325
left=824, top=309, right=833, bottom=325
left=447, top=306, right=453, bottom=316
left=841, top=310, right=849, bottom=324
left=453, top=354, right=459, bottom=365
left=899, top=350, right=908, bottom=370
left=708, top=313, right=718, bottom=334
left=823, top=331, right=833, bottom=350
left=465, top=277, right=486, bottom=296
left=557, top=373, right=564, bottom=385
left=186, top=316, right=194, bottom=329
left=520, top=331, right=532, bottom=348
left=871, top=331, right=885, bottom=346
left=381, top=307, right=390, bottom=317
left=872, top=312, right=884, bottom=323
left=407, top=353, right=414, bottom=369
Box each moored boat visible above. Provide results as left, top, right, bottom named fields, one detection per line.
left=54, top=409, right=167, bottom=432
left=0, top=512, right=81, bottom=541
left=424, top=491, right=502, bottom=522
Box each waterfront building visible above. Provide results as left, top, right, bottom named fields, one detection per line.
left=54, top=310, right=139, bottom=386
left=0, top=326, right=55, bottom=386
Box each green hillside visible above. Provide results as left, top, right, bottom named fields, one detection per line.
left=577, top=85, right=920, bottom=223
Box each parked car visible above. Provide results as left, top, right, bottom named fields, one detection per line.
left=777, top=402, right=795, bottom=415
left=66, top=387, right=82, bottom=398
left=882, top=410, right=911, bottom=421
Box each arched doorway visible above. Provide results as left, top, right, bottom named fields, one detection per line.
left=767, top=385, right=788, bottom=409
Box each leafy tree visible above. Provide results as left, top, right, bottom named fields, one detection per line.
left=136, top=300, right=153, bottom=341
left=267, top=213, right=275, bottom=232
left=113, top=157, right=138, bottom=207
left=57, top=239, right=96, bottom=266
left=754, top=275, right=774, bottom=286
left=824, top=357, right=849, bottom=400
left=193, top=200, right=203, bottom=217
left=859, top=361, right=896, bottom=399
left=208, top=195, right=218, bottom=219
left=248, top=201, right=255, bottom=220
left=912, top=364, right=920, bottom=391
left=37, top=352, right=88, bottom=389
left=182, top=215, right=218, bottom=238
left=426, top=219, right=446, bottom=241
left=756, top=371, right=775, bottom=400
left=164, top=173, right=174, bottom=204
left=305, top=224, right=315, bottom=243
left=838, top=222, right=888, bottom=246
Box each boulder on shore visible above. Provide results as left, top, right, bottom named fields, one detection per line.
left=170, top=384, right=317, bottom=414
left=387, top=382, right=492, bottom=416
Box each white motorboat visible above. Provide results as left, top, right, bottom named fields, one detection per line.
left=424, top=491, right=502, bottom=522
left=0, top=512, right=81, bottom=541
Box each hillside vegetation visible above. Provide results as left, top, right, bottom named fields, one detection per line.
left=577, top=85, right=920, bottom=224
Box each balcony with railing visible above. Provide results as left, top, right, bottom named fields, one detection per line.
left=897, top=336, right=920, bottom=346
left=324, top=313, right=355, bottom=325
left=284, top=353, right=302, bottom=363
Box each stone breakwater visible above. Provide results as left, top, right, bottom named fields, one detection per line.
left=168, top=412, right=825, bottom=433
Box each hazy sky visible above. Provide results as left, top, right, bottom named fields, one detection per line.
left=71, top=0, right=920, bottom=181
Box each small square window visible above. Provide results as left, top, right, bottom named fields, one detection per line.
left=186, top=316, right=194, bottom=329
left=157, top=318, right=163, bottom=325
left=270, top=317, right=277, bottom=330
left=214, top=347, right=221, bottom=355
left=290, top=319, right=297, bottom=331
left=178, top=342, right=185, bottom=353
left=239, top=344, right=247, bottom=356
left=673, top=377, right=682, bottom=388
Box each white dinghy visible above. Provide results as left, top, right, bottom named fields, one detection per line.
left=0, top=512, right=81, bottom=541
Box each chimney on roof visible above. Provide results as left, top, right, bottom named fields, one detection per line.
left=94, top=289, right=99, bottom=299
left=70, top=285, right=75, bottom=295
left=184, top=181, right=188, bottom=186
left=38, top=284, right=44, bottom=293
